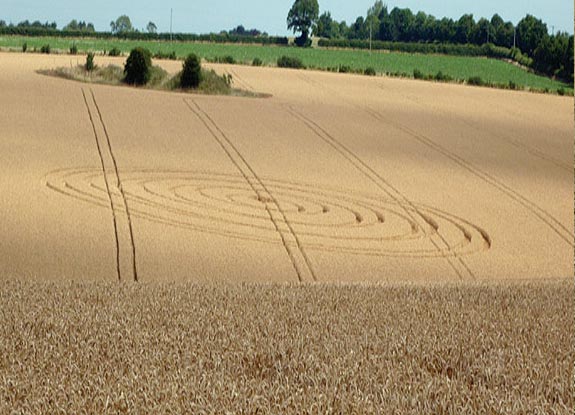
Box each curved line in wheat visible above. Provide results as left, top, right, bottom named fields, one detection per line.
left=44, top=168, right=491, bottom=259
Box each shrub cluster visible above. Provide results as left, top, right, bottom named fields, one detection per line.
left=364, top=67, right=376, bottom=76
left=467, top=76, right=485, bottom=86
left=252, top=57, right=263, bottom=66
left=85, top=52, right=95, bottom=71
left=153, top=50, right=177, bottom=60
left=277, top=56, right=304, bottom=69
left=434, top=71, right=452, bottom=82
left=211, top=55, right=236, bottom=64
left=40, top=44, right=50, bottom=54
left=411, top=69, right=455, bottom=82
left=180, top=54, right=202, bottom=89
left=319, top=39, right=515, bottom=60
left=108, top=47, right=121, bottom=57
left=124, top=47, right=152, bottom=85
left=69, top=44, right=78, bottom=55
left=509, top=47, right=533, bottom=67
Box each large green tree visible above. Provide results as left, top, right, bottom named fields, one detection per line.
left=313, top=11, right=344, bottom=39
left=455, top=14, right=475, bottom=44
left=365, top=0, right=383, bottom=38
left=313, top=11, right=333, bottom=38
left=516, top=14, right=548, bottom=56
left=472, top=17, right=494, bottom=45
left=287, top=0, right=319, bottom=47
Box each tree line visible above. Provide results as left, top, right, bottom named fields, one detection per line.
left=0, top=16, right=266, bottom=37
left=307, top=1, right=573, bottom=82
left=0, top=16, right=153, bottom=34
left=0, top=16, right=288, bottom=46
left=0, top=19, right=94, bottom=32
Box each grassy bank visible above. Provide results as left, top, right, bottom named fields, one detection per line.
left=0, top=279, right=571, bottom=413
left=39, top=63, right=239, bottom=96
left=1, top=35, right=572, bottom=93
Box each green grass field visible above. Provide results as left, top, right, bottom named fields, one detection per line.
left=1, top=35, right=571, bottom=92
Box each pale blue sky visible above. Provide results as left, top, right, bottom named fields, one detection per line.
left=2, top=1, right=573, bottom=35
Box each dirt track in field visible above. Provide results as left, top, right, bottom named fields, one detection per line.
left=0, top=53, right=572, bottom=282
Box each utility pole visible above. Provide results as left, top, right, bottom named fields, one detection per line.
left=170, top=8, right=173, bottom=42
left=369, top=22, right=372, bottom=55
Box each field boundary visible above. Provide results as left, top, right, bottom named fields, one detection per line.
left=183, top=98, right=317, bottom=282
left=0, top=36, right=571, bottom=93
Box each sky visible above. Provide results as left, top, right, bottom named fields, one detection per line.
left=2, top=0, right=573, bottom=35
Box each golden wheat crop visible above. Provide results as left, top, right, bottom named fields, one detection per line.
left=0, top=279, right=571, bottom=414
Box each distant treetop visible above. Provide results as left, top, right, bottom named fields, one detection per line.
left=63, top=20, right=95, bottom=32
left=110, top=15, right=134, bottom=34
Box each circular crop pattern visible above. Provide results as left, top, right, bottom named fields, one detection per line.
left=45, top=168, right=491, bottom=258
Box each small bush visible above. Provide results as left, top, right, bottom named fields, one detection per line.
left=338, top=65, right=351, bottom=73
left=180, top=54, right=202, bottom=89
left=40, top=44, right=50, bottom=54
left=434, top=71, right=452, bottom=82
left=108, top=47, right=121, bottom=57
left=508, top=80, right=517, bottom=90
left=214, top=55, right=236, bottom=64
left=154, top=51, right=177, bottom=60
left=364, top=67, right=376, bottom=76
left=85, top=52, right=95, bottom=72
left=124, top=47, right=152, bottom=85
left=70, top=44, right=78, bottom=55
left=277, top=56, right=304, bottom=69
left=557, top=88, right=566, bottom=96
left=22, top=42, right=27, bottom=53
left=252, top=57, right=263, bottom=67
left=96, top=65, right=123, bottom=82
left=198, top=69, right=232, bottom=95
left=467, top=76, right=484, bottom=86
left=148, top=65, right=169, bottom=87
left=413, top=69, right=424, bottom=79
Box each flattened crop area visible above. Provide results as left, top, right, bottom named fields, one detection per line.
left=0, top=53, right=572, bottom=282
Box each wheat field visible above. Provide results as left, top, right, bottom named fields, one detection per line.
left=0, top=52, right=573, bottom=412
left=0, top=279, right=572, bottom=413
